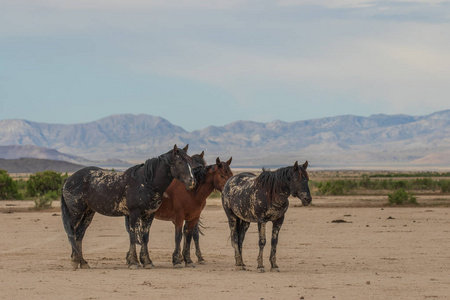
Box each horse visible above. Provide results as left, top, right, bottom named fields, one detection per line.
left=221, top=161, right=312, bottom=273
left=60, top=145, right=196, bottom=270
left=155, top=157, right=233, bottom=267
left=191, top=150, right=206, bottom=168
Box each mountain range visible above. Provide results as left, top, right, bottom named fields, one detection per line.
left=1, top=110, right=450, bottom=170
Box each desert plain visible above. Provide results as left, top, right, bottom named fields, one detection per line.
left=0, top=194, right=449, bottom=300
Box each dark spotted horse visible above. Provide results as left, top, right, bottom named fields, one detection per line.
left=222, top=161, right=312, bottom=272
left=61, top=145, right=196, bottom=270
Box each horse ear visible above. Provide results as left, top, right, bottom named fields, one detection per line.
left=183, top=144, right=189, bottom=152
left=173, top=144, right=178, bottom=155
left=216, top=157, right=221, bottom=167
left=226, top=157, right=232, bottom=165
left=199, top=151, right=204, bottom=158
left=302, top=161, right=308, bottom=170
left=293, top=161, right=299, bottom=170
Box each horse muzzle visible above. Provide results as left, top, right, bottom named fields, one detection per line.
left=299, top=194, right=312, bottom=206
left=185, top=179, right=196, bottom=190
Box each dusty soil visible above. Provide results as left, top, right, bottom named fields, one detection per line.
left=1, top=197, right=449, bottom=300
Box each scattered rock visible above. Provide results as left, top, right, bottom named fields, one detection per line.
left=331, top=219, right=352, bottom=223
left=387, top=216, right=395, bottom=219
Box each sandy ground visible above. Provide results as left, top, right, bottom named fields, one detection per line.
left=1, top=197, right=449, bottom=300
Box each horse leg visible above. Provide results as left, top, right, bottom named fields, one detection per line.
left=193, top=221, right=205, bottom=264
left=182, top=220, right=197, bottom=267
left=74, top=209, right=96, bottom=269
left=172, top=219, right=184, bottom=268
left=257, top=222, right=267, bottom=273
left=237, top=220, right=250, bottom=269
left=67, top=209, right=94, bottom=270
left=125, top=211, right=141, bottom=269
left=269, top=216, right=285, bottom=272
left=227, top=214, right=246, bottom=269
left=139, top=214, right=154, bottom=269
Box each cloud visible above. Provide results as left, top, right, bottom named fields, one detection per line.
left=1, top=0, right=449, bottom=124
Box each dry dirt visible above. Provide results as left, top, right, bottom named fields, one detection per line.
left=1, top=197, right=449, bottom=300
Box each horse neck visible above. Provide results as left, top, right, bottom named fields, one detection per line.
left=147, top=157, right=174, bottom=193
left=195, top=175, right=214, bottom=199
left=194, top=170, right=216, bottom=200
left=263, top=167, right=292, bottom=207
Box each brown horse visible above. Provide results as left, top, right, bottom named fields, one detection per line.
left=155, top=157, right=233, bottom=267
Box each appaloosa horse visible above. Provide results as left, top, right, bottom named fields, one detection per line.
left=222, top=161, right=311, bottom=272
left=61, top=145, right=196, bottom=270
left=155, top=157, right=233, bottom=267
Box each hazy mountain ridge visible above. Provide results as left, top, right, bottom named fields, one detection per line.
left=0, top=158, right=85, bottom=173
left=1, top=110, right=450, bottom=169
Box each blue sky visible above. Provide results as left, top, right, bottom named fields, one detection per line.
left=1, top=0, right=449, bottom=131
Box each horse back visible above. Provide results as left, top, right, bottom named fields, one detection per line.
left=63, top=167, right=131, bottom=216
left=223, top=172, right=288, bottom=223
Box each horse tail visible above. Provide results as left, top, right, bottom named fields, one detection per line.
left=196, top=218, right=205, bottom=236
left=60, top=193, right=79, bottom=255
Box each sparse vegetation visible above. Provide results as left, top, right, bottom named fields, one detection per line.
left=34, top=190, right=59, bottom=210
left=388, top=189, right=417, bottom=205
left=0, top=169, right=22, bottom=199
left=26, top=170, right=68, bottom=197
left=311, top=173, right=450, bottom=196
left=209, top=190, right=222, bottom=198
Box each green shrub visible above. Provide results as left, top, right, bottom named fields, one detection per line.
left=27, top=170, right=67, bottom=197
left=0, top=169, right=22, bottom=199
left=359, top=174, right=371, bottom=188
left=439, top=180, right=450, bottom=193
left=388, top=189, right=417, bottom=205
left=34, top=190, right=58, bottom=210
left=316, top=180, right=357, bottom=195
left=412, top=178, right=437, bottom=190
left=209, top=190, right=222, bottom=198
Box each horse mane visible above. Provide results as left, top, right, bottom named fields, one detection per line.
left=130, top=151, right=173, bottom=186
left=192, top=165, right=214, bottom=192
left=255, top=166, right=293, bottom=202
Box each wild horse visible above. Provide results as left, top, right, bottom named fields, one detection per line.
left=222, top=161, right=311, bottom=272
left=155, top=157, right=233, bottom=267
left=61, top=145, right=196, bottom=270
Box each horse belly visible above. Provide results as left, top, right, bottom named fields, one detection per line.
left=85, top=190, right=128, bottom=216
left=230, top=193, right=262, bottom=223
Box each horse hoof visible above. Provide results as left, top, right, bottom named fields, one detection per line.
left=235, top=265, right=246, bottom=271
left=143, top=263, right=154, bottom=269
left=197, top=260, right=206, bottom=265
left=80, top=263, right=91, bottom=269
left=71, top=261, right=79, bottom=271
left=173, top=263, right=183, bottom=268
left=185, top=263, right=196, bottom=268
left=128, top=264, right=140, bottom=270
left=270, top=267, right=280, bottom=273
left=258, top=268, right=265, bottom=273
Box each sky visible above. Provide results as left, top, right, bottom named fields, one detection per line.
left=1, top=0, right=450, bottom=131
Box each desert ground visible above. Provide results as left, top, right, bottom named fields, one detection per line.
left=1, top=196, right=449, bottom=300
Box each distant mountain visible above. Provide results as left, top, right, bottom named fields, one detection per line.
left=0, top=145, right=90, bottom=164
left=0, top=158, right=85, bottom=173
left=1, top=111, right=450, bottom=169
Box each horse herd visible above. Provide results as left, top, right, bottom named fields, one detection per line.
left=61, top=144, right=312, bottom=273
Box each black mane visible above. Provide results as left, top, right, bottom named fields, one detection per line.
left=192, top=165, right=214, bottom=192
left=255, top=166, right=293, bottom=201
left=129, top=151, right=173, bottom=186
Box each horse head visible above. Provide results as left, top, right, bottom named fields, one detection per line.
left=170, top=144, right=196, bottom=190
left=213, top=157, right=233, bottom=192
left=290, top=161, right=312, bottom=206
left=191, top=150, right=207, bottom=168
